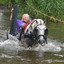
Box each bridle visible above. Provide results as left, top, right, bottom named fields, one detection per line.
left=24, top=19, right=46, bottom=40
left=29, top=21, right=46, bottom=42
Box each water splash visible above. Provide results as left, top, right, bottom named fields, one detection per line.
left=0, top=34, right=21, bottom=55
left=23, top=39, right=62, bottom=52
left=0, top=34, right=62, bottom=53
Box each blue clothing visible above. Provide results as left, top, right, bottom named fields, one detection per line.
left=16, top=20, right=26, bottom=33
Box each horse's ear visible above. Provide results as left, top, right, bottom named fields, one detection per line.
left=33, top=19, right=38, bottom=24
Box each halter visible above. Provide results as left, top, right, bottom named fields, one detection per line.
left=24, top=19, right=46, bottom=38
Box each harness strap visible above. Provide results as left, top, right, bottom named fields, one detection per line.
left=24, top=21, right=30, bottom=31
left=23, top=21, right=31, bottom=34
left=23, top=20, right=35, bottom=34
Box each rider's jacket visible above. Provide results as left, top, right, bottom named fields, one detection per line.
left=16, top=20, right=31, bottom=33
left=16, top=20, right=26, bottom=33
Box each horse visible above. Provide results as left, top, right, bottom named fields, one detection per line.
left=20, top=19, right=48, bottom=47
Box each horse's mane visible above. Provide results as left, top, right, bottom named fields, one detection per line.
left=24, top=19, right=46, bottom=34
left=30, top=19, right=46, bottom=30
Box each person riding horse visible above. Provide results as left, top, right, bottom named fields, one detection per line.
left=16, top=14, right=31, bottom=40
left=16, top=14, right=48, bottom=45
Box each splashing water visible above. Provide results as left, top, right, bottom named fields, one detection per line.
left=0, top=34, right=62, bottom=53
left=24, top=39, right=62, bottom=52
left=0, top=34, right=21, bottom=55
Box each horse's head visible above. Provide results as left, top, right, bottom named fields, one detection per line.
left=23, top=19, right=48, bottom=46
left=32, top=19, right=47, bottom=45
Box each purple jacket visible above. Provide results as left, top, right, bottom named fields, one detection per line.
left=16, top=20, right=26, bottom=33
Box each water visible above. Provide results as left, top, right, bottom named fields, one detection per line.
left=0, top=12, right=64, bottom=64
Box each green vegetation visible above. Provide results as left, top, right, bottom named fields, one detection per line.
left=1, top=0, right=64, bottom=20
left=0, top=0, right=64, bottom=42
left=19, top=0, right=64, bottom=20
left=0, top=0, right=8, bottom=5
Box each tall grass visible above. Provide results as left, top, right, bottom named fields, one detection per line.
left=25, top=0, right=64, bottom=20
left=1, top=0, right=64, bottom=20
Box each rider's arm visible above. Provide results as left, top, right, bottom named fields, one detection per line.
left=16, top=20, right=25, bottom=32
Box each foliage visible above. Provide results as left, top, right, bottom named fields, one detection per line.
left=0, top=0, right=8, bottom=5
left=1, top=0, right=64, bottom=20
left=26, top=0, right=64, bottom=20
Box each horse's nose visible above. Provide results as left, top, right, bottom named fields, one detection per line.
left=38, top=36, right=45, bottom=44
left=38, top=39, right=45, bottom=46
left=39, top=39, right=45, bottom=43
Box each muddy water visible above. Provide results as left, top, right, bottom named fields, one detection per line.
left=0, top=12, right=64, bottom=64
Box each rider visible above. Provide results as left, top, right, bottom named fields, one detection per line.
left=16, top=14, right=31, bottom=40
